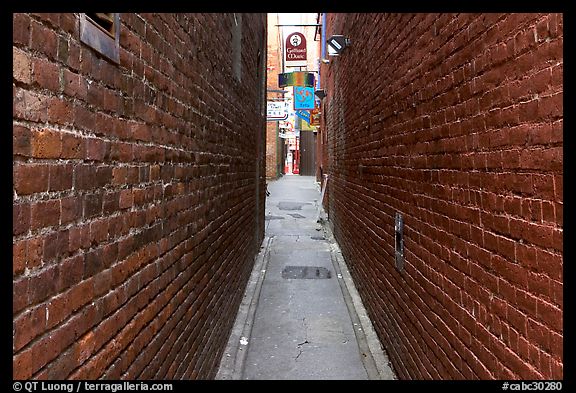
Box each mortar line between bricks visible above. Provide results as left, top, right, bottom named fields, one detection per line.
left=12, top=117, right=200, bottom=153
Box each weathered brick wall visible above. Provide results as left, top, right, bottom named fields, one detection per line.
left=13, top=13, right=266, bottom=379
left=321, top=13, right=562, bottom=379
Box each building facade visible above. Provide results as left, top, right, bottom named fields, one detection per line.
left=265, top=13, right=321, bottom=179
left=265, top=14, right=283, bottom=179
left=13, top=13, right=267, bottom=379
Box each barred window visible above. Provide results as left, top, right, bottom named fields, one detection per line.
left=80, top=13, right=120, bottom=64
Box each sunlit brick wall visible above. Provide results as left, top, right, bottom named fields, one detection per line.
left=13, top=13, right=266, bottom=379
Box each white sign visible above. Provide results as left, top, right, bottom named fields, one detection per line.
left=279, top=118, right=294, bottom=131
left=267, top=101, right=288, bottom=121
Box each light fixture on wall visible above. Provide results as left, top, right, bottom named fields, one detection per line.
left=314, top=89, right=326, bottom=100
left=326, top=35, right=351, bottom=56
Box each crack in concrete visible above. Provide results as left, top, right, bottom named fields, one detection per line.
left=294, top=317, right=310, bottom=361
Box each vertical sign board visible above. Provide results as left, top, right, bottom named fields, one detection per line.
left=293, top=87, right=315, bottom=110
left=285, top=32, right=307, bottom=67
left=309, top=107, right=320, bottom=126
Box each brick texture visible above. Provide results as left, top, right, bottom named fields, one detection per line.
left=13, top=13, right=267, bottom=379
left=320, top=13, right=562, bottom=379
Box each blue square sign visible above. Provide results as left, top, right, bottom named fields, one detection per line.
left=294, top=87, right=315, bottom=110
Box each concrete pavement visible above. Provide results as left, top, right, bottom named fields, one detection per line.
left=216, top=175, right=396, bottom=380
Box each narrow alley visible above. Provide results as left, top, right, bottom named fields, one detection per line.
left=13, top=12, right=563, bottom=383
left=216, top=175, right=395, bottom=380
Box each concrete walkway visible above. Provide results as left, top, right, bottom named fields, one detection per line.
left=216, top=175, right=396, bottom=380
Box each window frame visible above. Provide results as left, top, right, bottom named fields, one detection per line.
left=232, top=13, right=242, bottom=82
left=80, top=13, right=120, bottom=64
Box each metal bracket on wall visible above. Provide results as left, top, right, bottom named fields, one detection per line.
left=395, top=212, right=404, bottom=272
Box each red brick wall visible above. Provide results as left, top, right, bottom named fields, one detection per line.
left=321, top=13, right=562, bottom=379
left=13, top=13, right=266, bottom=379
left=266, top=122, right=279, bottom=179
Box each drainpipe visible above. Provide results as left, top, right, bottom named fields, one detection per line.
left=320, top=13, right=328, bottom=216
left=321, top=13, right=327, bottom=61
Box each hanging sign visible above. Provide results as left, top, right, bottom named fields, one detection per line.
left=267, top=101, right=288, bottom=121
left=295, top=110, right=311, bottom=124
left=327, top=35, right=350, bottom=56
left=278, top=72, right=315, bottom=88
left=309, top=107, right=321, bottom=126
left=279, top=118, right=294, bottom=131
left=279, top=130, right=295, bottom=139
left=285, top=32, right=307, bottom=67
left=293, top=87, right=315, bottom=110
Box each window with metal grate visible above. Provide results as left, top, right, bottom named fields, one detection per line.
left=86, top=13, right=116, bottom=37
left=80, top=13, right=120, bottom=64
